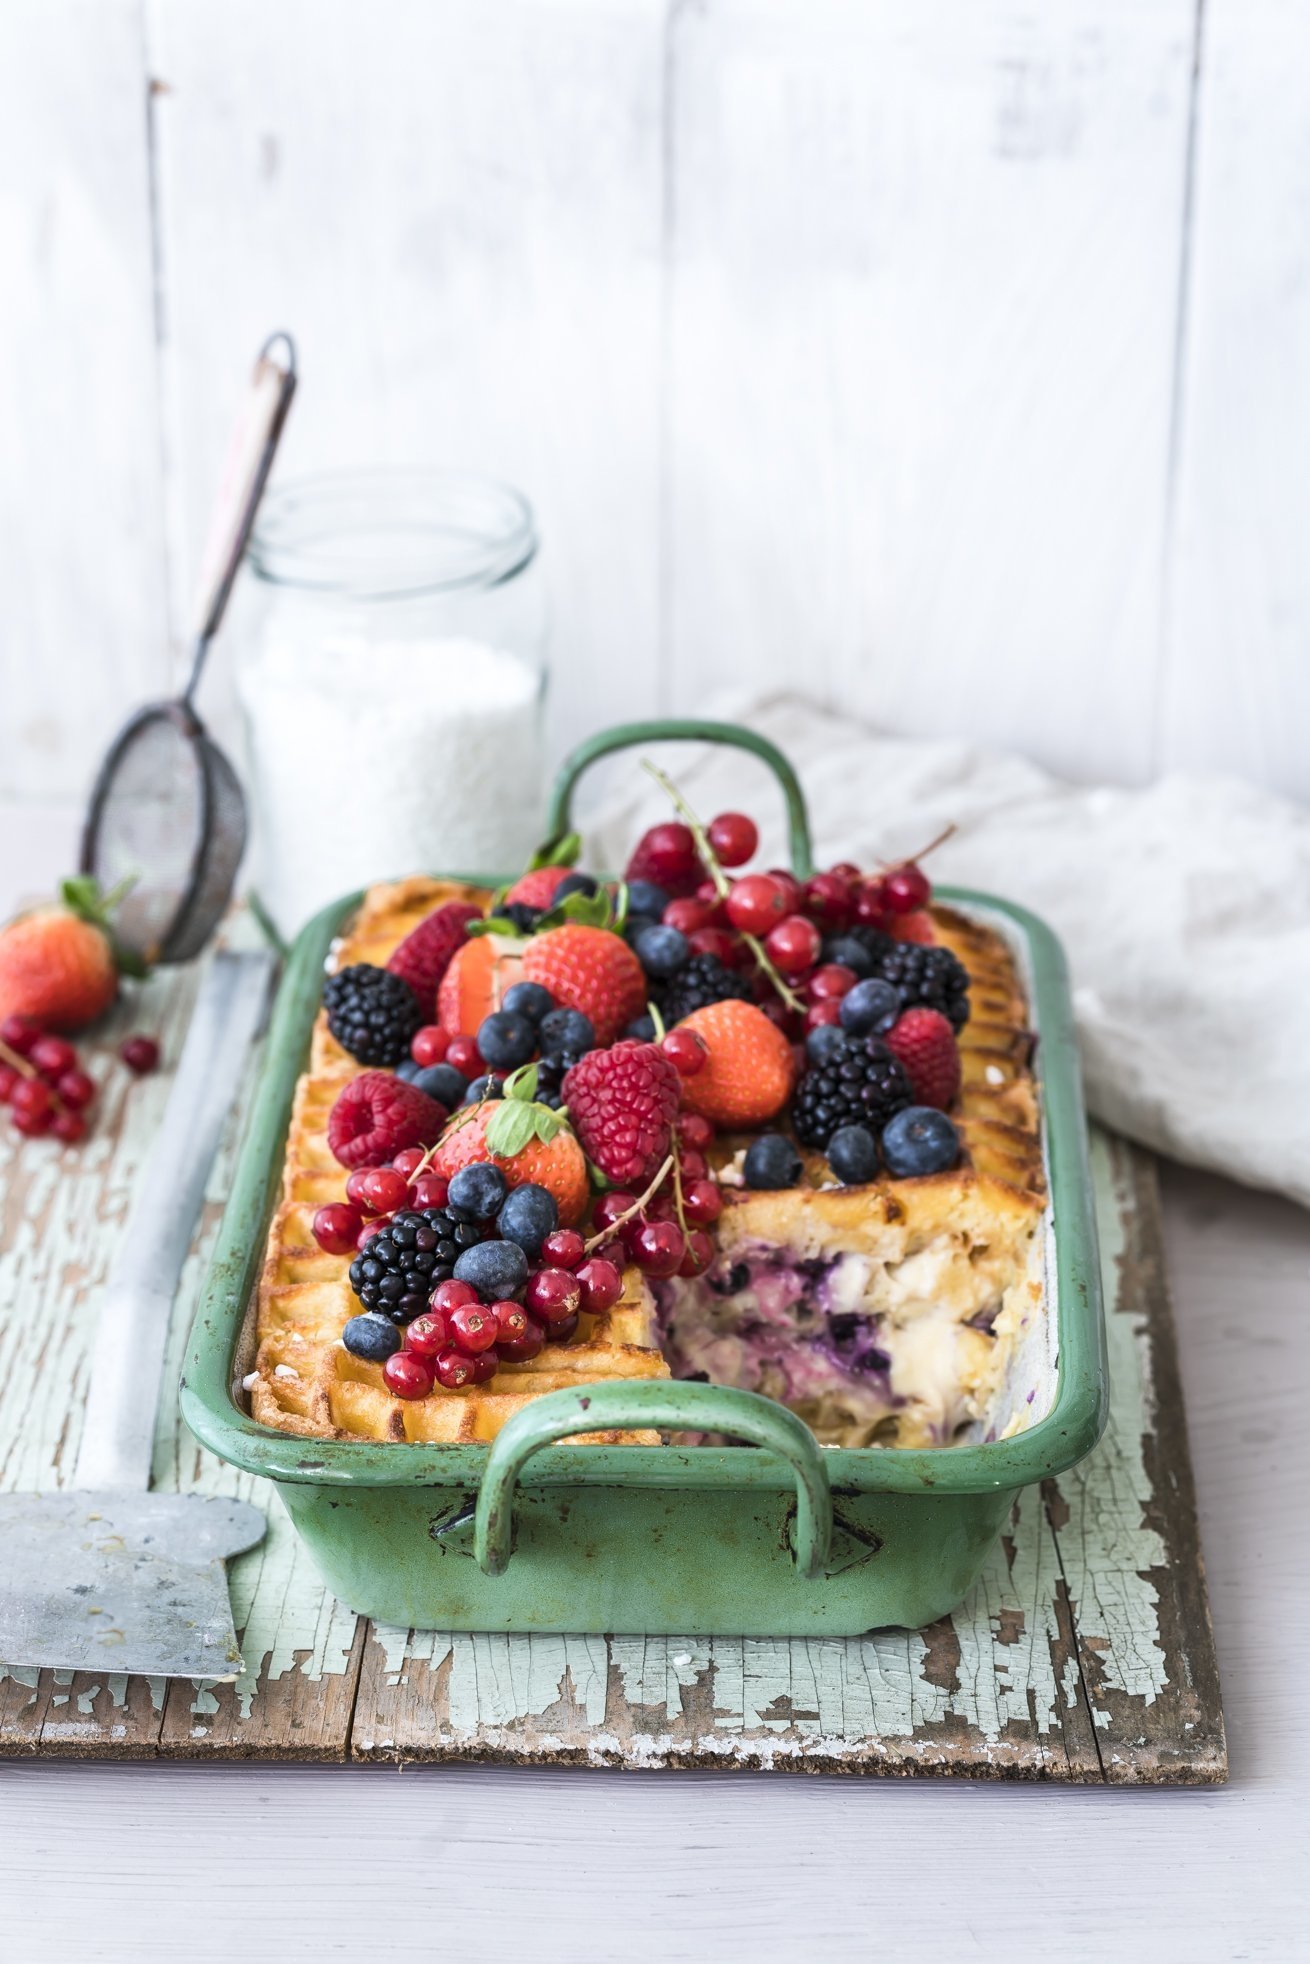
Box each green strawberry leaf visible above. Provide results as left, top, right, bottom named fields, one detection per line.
left=527, top=831, right=581, bottom=872
left=465, top=915, right=527, bottom=941
left=534, top=887, right=615, bottom=933
left=484, top=1094, right=572, bottom=1157
left=501, top=1061, right=539, bottom=1103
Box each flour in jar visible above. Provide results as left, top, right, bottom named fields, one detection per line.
left=239, top=633, right=543, bottom=936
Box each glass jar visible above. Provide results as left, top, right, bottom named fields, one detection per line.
left=239, top=469, right=546, bottom=937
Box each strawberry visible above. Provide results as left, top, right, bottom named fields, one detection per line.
left=386, top=901, right=482, bottom=1011
left=437, top=934, right=525, bottom=1036
left=562, top=1041, right=681, bottom=1188
left=503, top=865, right=573, bottom=909
left=433, top=1077, right=589, bottom=1225
left=327, top=1071, right=447, bottom=1169
left=521, top=925, right=646, bottom=1047
left=0, top=878, right=142, bottom=1032
left=675, top=999, right=795, bottom=1128
left=884, top=1007, right=960, bottom=1110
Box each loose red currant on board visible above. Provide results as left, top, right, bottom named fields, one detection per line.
left=763, top=914, right=822, bottom=976
left=541, top=1228, right=586, bottom=1270
left=725, top=875, right=790, bottom=937
left=51, top=1110, right=87, bottom=1144
left=662, top=1029, right=708, bottom=1078
left=120, top=1035, right=160, bottom=1075
left=0, top=1015, right=39, bottom=1055
left=11, top=1078, right=52, bottom=1119
left=576, top=1256, right=624, bottom=1313
left=411, top=1025, right=450, bottom=1067
left=0, top=1065, right=18, bottom=1103
left=13, top=1106, right=54, bottom=1137
left=707, top=812, right=758, bottom=868
left=384, top=1351, right=435, bottom=1399
left=55, top=1067, right=97, bottom=1109
left=313, top=1203, right=364, bottom=1255
left=884, top=862, right=930, bottom=913
left=30, top=1034, right=77, bottom=1079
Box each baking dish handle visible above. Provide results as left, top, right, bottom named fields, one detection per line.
left=543, top=719, right=815, bottom=879
left=474, top=1380, right=833, bottom=1580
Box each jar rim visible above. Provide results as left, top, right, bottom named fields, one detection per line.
left=248, top=467, right=537, bottom=599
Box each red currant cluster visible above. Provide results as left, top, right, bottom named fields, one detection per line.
left=311, top=1144, right=451, bottom=1255
left=0, top=1014, right=158, bottom=1142
left=584, top=1108, right=721, bottom=1281
left=379, top=1233, right=625, bottom=1401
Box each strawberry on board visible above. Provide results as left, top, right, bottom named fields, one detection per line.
left=0, top=877, right=144, bottom=1032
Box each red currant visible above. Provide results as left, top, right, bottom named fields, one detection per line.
left=678, top=1149, right=708, bottom=1181
left=524, top=1268, right=582, bottom=1326
left=432, top=1277, right=481, bottom=1315
left=312, top=1203, right=364, bottom=1255
left=725, top=875, right=790, bottom=937
left=541, top=1228, right=585, bottom=1270
left=359, top=1166, right=410, bottom=1215
left=682, top=1177, right=722, bottom=1226
left=404, top=1311, right=449, bottom=1358
left=544, top=1311, right=579, bottom=1345
left=634, top=821, right=700, bottom=890
left=447, top=1302, right=500, bottom=1354
left=687, top=926, right=742, bottom=966
left=708, top=812, right=758, bottom=868
left=592, top=1191, right=638, bottom=1232
left=663, top=896, right=716, bottom=936
left=830, top=861, right=862, bottom=883
left=120, top=1035, right=160, bottom=1075
left=885, top=862, right=930, bottom=913
left=445, top=1035, right=483, bottom=1077
left=576, top=1256, right=623, bottom=1313
left=30, top=1034, right=76, bottom=1079
left=767, top=870, right=804, bottom=913
left=803, top=1000, right=841, bottom=1032
left=695, top=881, right=729, bottom=920
left=434, top=1346, right=478, bottom=1390
left=345, top=1168, right=374, bottom=1209
left=51, top=1110, right=87, bottom=1144
left=411, top=1025, right=450, bottom=1067
left=13, top=1106, right=54, bottom=1137
left=676, top=1112, right=714, bottom=1150
left=631, top=1221, right=685, bottom=1278
left=802, top=872, right=856, bottom=926
left=763, top=914, right=822, bottom=976
left=491, top=1300, right=530, bottom=1345
left=0, top=1015, right=39, bottom=1055
left=11, top=1077, right=52, bottom=1119
left=806, top=964, right=857, bottom=1003
left=496, top=1311, right=547, bottom=1361
left=678, top=1229, right=715, bottom=1277
left=384, top=1351, right=435, bottom=1399
left=467, top=1348, right=500, bottom=1384
left=391, top=1145, right=427, bottom=1178
left=410, top=1171, right=450, bottom=1210
left=0, top=1064, right=18, bottom=1103
left=856, top=880, right=891, bottom=929
left=662, top=1029, right=708, bottom=1078
left=55, top=1067, right=97, bottom=1109
left=357, top=1216, right=391, bottom=1247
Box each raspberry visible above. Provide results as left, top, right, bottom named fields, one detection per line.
left=327, top=1070, right=447, bottom=1170
left=386, top=902, right=482, bottom=1009
left=884, top=1007, right=961, bottom=1110
left=562, top=1041, right=682, bottom=1187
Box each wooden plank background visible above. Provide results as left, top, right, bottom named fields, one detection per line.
left=1, top=0, right=1307, bottom=813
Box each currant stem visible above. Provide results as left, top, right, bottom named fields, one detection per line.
left=877, top=822, right=957, bottom=875
left=583, top=1153, right=675, bottom=1257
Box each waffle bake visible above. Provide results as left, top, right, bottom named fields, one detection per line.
left=246, top=820, right=1049, bottom=1452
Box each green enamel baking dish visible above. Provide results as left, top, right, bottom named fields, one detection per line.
left=181, top=719, right=1107, bottom=1636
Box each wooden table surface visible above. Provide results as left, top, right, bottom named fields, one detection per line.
left=1, top=819, right=1306, bottom=1961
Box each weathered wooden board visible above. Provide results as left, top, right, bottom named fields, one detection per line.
left=0, top=972, right=1224, bottom=1779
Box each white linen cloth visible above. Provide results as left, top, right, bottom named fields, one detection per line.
left=582, top=694, right=1310, bottom=1208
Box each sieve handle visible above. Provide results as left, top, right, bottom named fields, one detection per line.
left=74, top=951, right=274, bottom=1492
left=185, top=331, right=297, bottom=694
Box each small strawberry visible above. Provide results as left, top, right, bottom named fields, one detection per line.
left=674, top=999, right=795, bottom=1128
left=0, top=878, right=144, bottom=1032
left=437, top=934, right=525, bottom=1037
left=503, top=865, right=573, bottom=910
left=884, top=1007, right=960, bottom=1109
left=562, top=1041, right=681, bottom=1188
left=327, top=1071, right=447, bottom=1169
left=386, top=901, right=482, bottom=1011
left=521, top=924, right=646, bottom=1047
left=433, top=1070, right=589, bottom=1224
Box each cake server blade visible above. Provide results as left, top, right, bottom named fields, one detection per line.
left=0, top=950, right=273, bottom=1681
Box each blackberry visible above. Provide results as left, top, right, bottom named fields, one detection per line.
left=792, top=1034, right=913, bottom=1150
left=348, top=1206, right=483, bottom=1324
left=323, top=964, right=422, bottom=1067
left=867, top=941, right=970, bottom=1032
left=534, top=1049, right=585, bottom=1109
left=655, top=952, right=752, bottom=1025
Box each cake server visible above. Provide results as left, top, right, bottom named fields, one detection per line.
left=0, top=950, right=272, bottom=1680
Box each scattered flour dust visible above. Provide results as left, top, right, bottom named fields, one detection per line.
left=240, top=634, right=543, bottom=936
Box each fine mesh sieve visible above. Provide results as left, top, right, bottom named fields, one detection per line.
left=80, top=333, right=297, bottom=965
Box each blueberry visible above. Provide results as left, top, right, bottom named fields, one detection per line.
left=411, top=1062, right=467, bottom=1109
left=626, top=880, right=670, bottom=918
left=839, top=978, right=901, bottom=1037
left=497, top=1181, right=559, bottom=1256
left=502, top=981, right=555, bottom=1025
left=554, top=871, right=597, bottom=900
left=464, top=1074, right=503, bottom=1103
left=394, top=1058, right=421, bottom=1083
left=743, top=1133, right=803, bottom=1190
left=539, top=1007, right=595, bottom=1059
left=342, top=1313, right=402, bottom=1362
left=625, top=1013, right=658, bottom=1043
left=447, top=1161, right=508, bottom=1219
left=492, top=901, right=540, bottom=933
left=623, top=912, right=662, bottom=942
left=633, top=924, right=690, bottom=978
left=827, top=1124, right=879, bottom=1185
left=881, top=1106, right=960, bottom=1178
left=477, top=1010, right=537, bottom=1071
left=823, top=936, right=875, bottom=980
left=805, top=1024, right=845, bottom=1067
left=453, top=1237, right=529, bottom=1300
